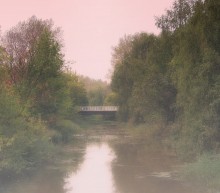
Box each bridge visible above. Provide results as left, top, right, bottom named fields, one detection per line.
left=78, top=106, right=118, bottom=116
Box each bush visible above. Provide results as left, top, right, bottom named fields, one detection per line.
left=54, top=119, right=79, bottom=143
left=0, top=88, right=55, bottom=174
left=171, top=119, right=220, bottom=160
left=0, top=130, right=54, bottom=173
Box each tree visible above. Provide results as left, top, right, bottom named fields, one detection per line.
left=111, top=33, right=175, bottom=123
left=80, top=76, right=110, bottom=106
left=2, top=16, right=62, bottom=95
left=26, top=28, right=64, bottom=118
left=64, top=72, right=88, bottom=112
left=111, top=35, right=135, bottom=120
left=155, top=0, right=195, bottom=32
left=2, top=16, right=66, bottom=120
left=0, top=46, right=10, bottom=86
left=164, top=0, right=220, bottom=153
left=104, top=92, right=119, bottom=106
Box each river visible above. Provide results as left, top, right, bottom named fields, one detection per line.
left=0, top=125, right=205, bottom=193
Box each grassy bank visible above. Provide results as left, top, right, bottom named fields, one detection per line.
left=179, top=154, right=220, bottom=192
left=120, top=121, right=220, bottom=192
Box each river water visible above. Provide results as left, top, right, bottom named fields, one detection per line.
left=0, top=127, right=204, bottom=193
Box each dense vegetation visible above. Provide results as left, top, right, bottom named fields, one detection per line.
left=0, top=16, right=88, bottom=174
left=111, top=0, right=220, bottom=158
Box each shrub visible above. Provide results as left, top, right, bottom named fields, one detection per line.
left=0, top=130, right=54, bottom=173
left=54, top=119, right=79, bottom=143
left=0, top=88, right=55, bottom=174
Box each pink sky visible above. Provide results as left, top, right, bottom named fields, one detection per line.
left=0, top=0, right=173, bottom=81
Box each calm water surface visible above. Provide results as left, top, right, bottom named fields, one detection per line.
left=0, top=129, right=204, bottom=193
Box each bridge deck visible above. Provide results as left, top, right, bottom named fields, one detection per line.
left=78, top=106, right=118, bottom=116
left=79, top=106, right=118, bottom=112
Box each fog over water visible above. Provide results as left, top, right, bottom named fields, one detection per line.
left=1, top=132, right=204, bottom=193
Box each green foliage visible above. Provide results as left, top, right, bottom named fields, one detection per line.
left=53, top=119, right=79, bottom=143
left=111, top=0, right=220, bottom=159
left=2, top=16, right=71, bottom=122
left=168, top=0, right=220, bottom=156
left=155, top=0, right=195, bottom=32
left=2, top=16, right=88, bottom=121
left=2, top=16, right=60, bottom=88
left=24, top=27, right=65, bottom=119
left=0, top=16, right=89, bottom=176
left=0, top=87, right=54, bottom=174
left=67, top=74, right=88, bottom=106
left=104, top=92, right=119, bottom=105
left=1, top=127, right=54, bottom=174
left=87, top=87, right=106, bottom=105
left=111, top=33, right=175, bottom=123
left=80, top=76, right=110, bottom=106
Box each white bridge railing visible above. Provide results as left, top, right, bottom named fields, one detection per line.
left=79, top=106, right=118, bottom=112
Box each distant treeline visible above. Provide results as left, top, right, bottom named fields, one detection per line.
left=111, top=0, right=220, bottom=157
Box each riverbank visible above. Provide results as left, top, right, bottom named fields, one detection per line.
left=1, top=119, right=220, bottom=193
left=77, top=118, right=220, bottom=193
left=179, top=154, right=220, bottom=192
left=0, top=121, right=206, bottom=193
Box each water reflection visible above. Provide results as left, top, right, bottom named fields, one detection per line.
left=1, top=133, right=206, bottom=193
left=64, top=143, right=116, bottom=193
left=111, top=138, right=204, bottom=193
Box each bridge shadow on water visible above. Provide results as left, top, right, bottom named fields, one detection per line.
left=78, top=106, right=118, bottom=121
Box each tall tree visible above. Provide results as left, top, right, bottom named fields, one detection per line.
left=111, top=35, right=134, bottom=120
left=111, top=33, right=175, bottom=123
left=27, top=29, right=65, bottom=118
left=2, top=16, right=66, bottom=120
left=155, top=0, right=195, bottom=32
left=2, top=16, right=62, bottom=94
left=165, top=0, right=220, bottom=152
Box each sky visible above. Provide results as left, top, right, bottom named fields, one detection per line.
left=0, top=0, right=173, bottom=81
